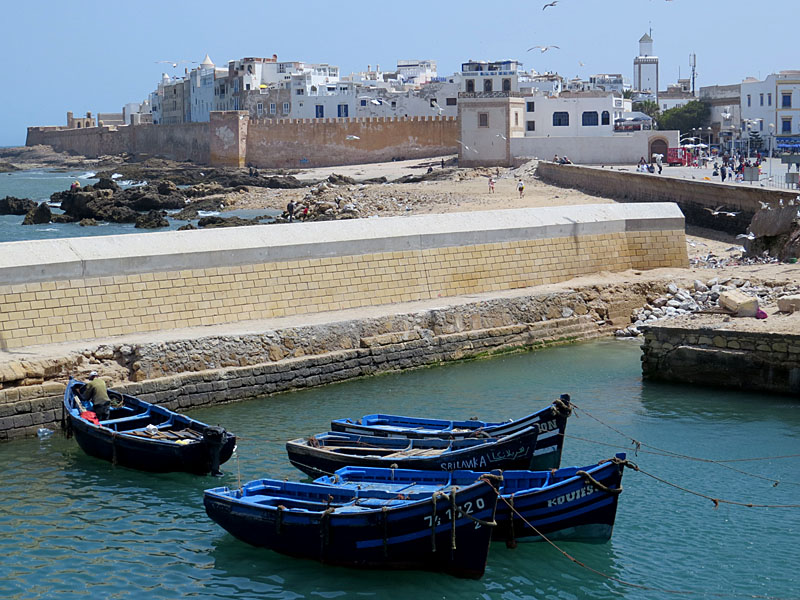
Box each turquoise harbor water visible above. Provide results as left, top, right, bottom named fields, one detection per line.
left=0, top=170, right=278, bottom=243
left=1, top=340, right=798, bottom=599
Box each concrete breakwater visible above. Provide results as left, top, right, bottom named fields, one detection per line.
left=0, top=203, right=687, bottom=351
left=0, top=281, right=657, bottom=440
left=536, top=162, right=795, bottom=235
left=642, top=323, right=800, bottom=395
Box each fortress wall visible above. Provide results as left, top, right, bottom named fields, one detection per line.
left=0, top=203, right=687, bottom=352
left=245, top=115, right=459, bottom=168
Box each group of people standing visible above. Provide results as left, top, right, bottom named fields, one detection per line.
left=713, top=152, right=762, bottom=183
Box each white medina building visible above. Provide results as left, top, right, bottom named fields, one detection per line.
left=187, top=54, right=225, bottom=123
left=741, top=71, right=800, bottom=147
left=633, top=33, right=659, bottom=98
left=458, top=90, right=677, bottom=166
left=396, top=60, right=437, bottom=86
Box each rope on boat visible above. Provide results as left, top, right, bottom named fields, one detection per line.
left=276, top=505, right=284, bottom=534
left=506, top=494, right=517, bottom=549
left=493, top=489, right=796, bottom=600
left=449, top=489, right=457, bottom=551
left=568, top=402, right=800, bottom=488
left=576, top=468, right=623, bottom=495
left=319, top=507, right=334, bottom=556
left=111, top=431, right=118, bottom=466
left=430, top=492, right=437, bottom=553
left=551, top=396, right=573, bottom=419
left=382, top=507, right=389, bottom=558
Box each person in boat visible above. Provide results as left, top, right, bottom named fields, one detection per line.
left=83, top=371, right=113, bottom=420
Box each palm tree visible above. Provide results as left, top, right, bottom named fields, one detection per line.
left=633, top=100, right=660, bottom=121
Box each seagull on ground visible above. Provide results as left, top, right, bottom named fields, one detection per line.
left=345, top=135, right=360, bottom=141
left=736, top=232, right=757, bottom=241
left=496, top=134, right=507, bottom=140
left=758, top=200, right=772, bottom=210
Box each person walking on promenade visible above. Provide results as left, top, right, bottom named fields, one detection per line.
left=655, top=154, right=663, bottom=175
left=286, top=200, right=296, bottom=223
left=720, top=164, right=727, bottom=182
left=517, top=179, right=525, bottom=198
left=488, top=176, right=495, bottom=193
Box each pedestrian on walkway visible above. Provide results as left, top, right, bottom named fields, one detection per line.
left=517, top=179, right=525, bottom=198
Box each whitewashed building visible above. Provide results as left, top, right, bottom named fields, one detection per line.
left=741, top=72, right=800, bottom=150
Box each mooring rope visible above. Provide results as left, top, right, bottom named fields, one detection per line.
left=568, top=402, right=800, bottom=487
left=495, top=490, right=797, bottom=600
left=622, top=461, right=800, bottom=509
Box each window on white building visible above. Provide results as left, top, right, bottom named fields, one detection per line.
left=782, top=118, right=792, bottom=133
left=747, top=95, right=751, bottom=107
left=466, top=79, right=475, bottom=93
left=526, top=120, right=535, bottom=131
left=478, top=112, right=489, bottom=127
left=502, top=78, right=511, bottom=92
left=338, top=104, right=349, bottom=117
left=582, top=112, right=599, bottom=126
left=391, top=101, right=396, bottom=108
left=430, top=98, right=438, bottom=107
left=553, top=112, right=569, bottom=126
left=768, top=93, right=772, bottom=106
left=602, top=111, right=610, bottom=125
left=283, top=102, right=290, bottom=113
left=269, top=103, right=276, bottom=114
left=257, top=102, right=263, bottom=115
left=296, top=89, right=304, bottom=95
left=760, top=93, right=764, bottom=106
left=526, top=101, right=535, bottom=112
left=782, top=93, right=792, bottom=108
left=514, top=112, right=519, bottom=126
left=483, top=79, right=493, bottom=93
left=360, top=99, right=367, bottom=106
left=446, top=98, right=457, bottom=106
left=315, top=105, right=324, bottom=118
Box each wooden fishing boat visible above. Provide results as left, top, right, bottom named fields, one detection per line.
left=204, top=475, right=499, bottom=578
left=330, top=394, right=571, bottom=470
left=315, top=453, right=627, bottom=545
left=285, top=426, right=540, bottom=477
left=63, top=377, right=236, bottom=475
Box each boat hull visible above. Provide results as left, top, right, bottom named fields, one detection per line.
left=64, top=377, right=236, bottom=475
left=286, top=427, right=540, bottom=477
left=330, top=398, right=570, bottom=471
left=204, top=479, right=498, bottom=578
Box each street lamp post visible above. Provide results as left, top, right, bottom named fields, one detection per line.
left=768, top=123, right=775, bottom=185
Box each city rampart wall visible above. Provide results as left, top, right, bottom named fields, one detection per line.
left=0, top=203, right=687, bottom=352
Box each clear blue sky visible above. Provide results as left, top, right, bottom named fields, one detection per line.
left=2, top=0, right=796, bottom=146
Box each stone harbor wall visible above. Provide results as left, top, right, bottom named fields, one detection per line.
left=26, top=112, right=457, bottom=169
left=0, top=203, right=687, bottom=351
left=641, top=325, right=800, bottom=395
left=536, top=162, right=795, bottom=235
left=0, top=280, right=659, bottom=440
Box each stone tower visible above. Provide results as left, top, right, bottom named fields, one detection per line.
left=633, top=33, right=659, bottom=97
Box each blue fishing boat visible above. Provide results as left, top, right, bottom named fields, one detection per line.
left=204, top=476, right=500, bottom=578
left=330, top=394, right=571, bottom=470
left=285, top=426, right=540, bottom=477
left=315, top=454, right=627, bottom=545
left=63, top=377, right=236, bottom=475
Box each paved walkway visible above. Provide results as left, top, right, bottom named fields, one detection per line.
left=611, top=158, right=798, bottom=192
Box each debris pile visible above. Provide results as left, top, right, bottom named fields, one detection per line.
left=616, top=279, right=800, bottom=337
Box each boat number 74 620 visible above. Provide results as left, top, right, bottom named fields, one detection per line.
left=423, top=498, right=486, bottom=529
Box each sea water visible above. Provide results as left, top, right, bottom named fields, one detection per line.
left=0, top=340, right=797, bottom=599
left=0, top=170, right=278, bottom=243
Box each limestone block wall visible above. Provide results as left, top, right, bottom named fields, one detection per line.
left=642, top=325, right=800, bottom=395
left=536, top=162, right=797, bottom=234
left=0, top=203, right=686, bottom=352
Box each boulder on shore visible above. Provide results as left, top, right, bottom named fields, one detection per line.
left=0, top=196, right=37, bottom=215
left=135, top=210, right=170, bottom=229
left=22, top=203, right=52, bottom=225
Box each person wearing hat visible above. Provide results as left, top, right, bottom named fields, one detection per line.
left=84, top=371, right=112, bottom=420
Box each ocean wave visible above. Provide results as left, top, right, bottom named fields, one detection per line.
left=197, top=211, right=220, bottom=217
left=77, top=171, right=97, bottom=179
left=118, top=180, right=146, bottom=187
left=111, top=173, right=123, bottom=179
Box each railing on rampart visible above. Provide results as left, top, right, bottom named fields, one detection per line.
left=248, top=115, right=456, bottom=126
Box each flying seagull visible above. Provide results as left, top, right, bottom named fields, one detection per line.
left=703, top=206, right=727, bottom=216
left=736, top=232, right=756, bottom=241
left=528, top=45, right=560, bottom=53
left=542, top=1, right=558, bottom=10
left=496, top=133, right=507, bottom=140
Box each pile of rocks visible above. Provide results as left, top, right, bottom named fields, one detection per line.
left=616, top=279, right=800, bottom=337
